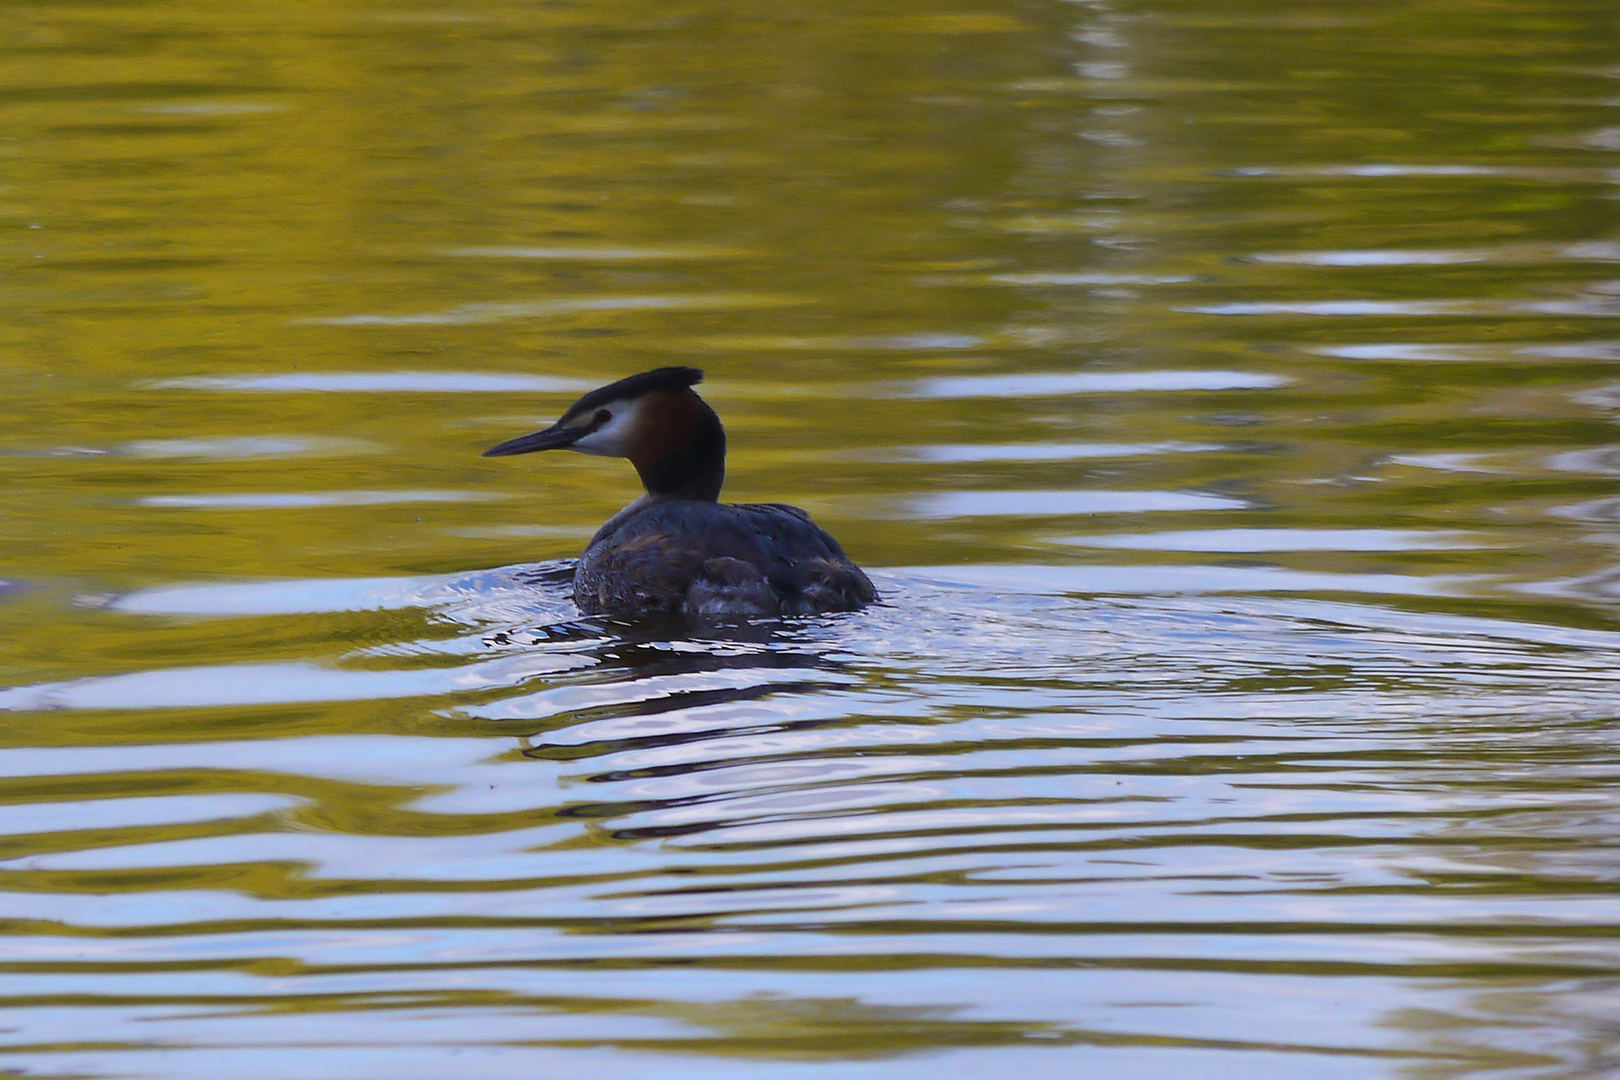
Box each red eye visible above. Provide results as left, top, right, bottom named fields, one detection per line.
left=594, top=409, right=612, bottom=425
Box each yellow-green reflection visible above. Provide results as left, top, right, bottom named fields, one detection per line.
left=2, top=0, right=1620, bottom=1076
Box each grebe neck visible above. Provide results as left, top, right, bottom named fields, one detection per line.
left=630, top=394, right=726, bottom=501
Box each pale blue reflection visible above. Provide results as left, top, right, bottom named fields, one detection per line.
left=309, top=294, right=789, bottom=326
left=1234, top=163, right=1508, bottom=177
left=100, top=564, right=577, bottom=653
left=908, top=371, right=1286, bottom=397
left=0, top=794, right=297, bottom=836
left=1546, top=448, right=1620, bottom=475
left=1527, top=342, right=1620, bottom=360
left=463, top=667, right=859, bottom=723
left=879, top=441, right=1219, bottom=463
left=0, top=920, right=1544, bottom=969
left=443, top=245, right=742, bottom=260
left=987, top=272, right=1195, bottom=285
left=154, top=372, right=591, bottom=393
left=903, top=564, right=1470, bottom=596
left=1253, top=248, right=1492, bottom=266
left=0, top=651, right=590, bottom=711
left=0, top=1026, right=1409, bottom=1080
left=1063, top=528, right=1480, bottom=552
left=1313, top=344, right=1507, bottom=361
left=1320, top=341, right=1620, bottom=362
left=108, top=563, right=569, bottom=619
left=114, top=574, right=453, bottom=615
left=903, top=491, right=1244, bottom=517
left=1386, top=453, right=1502, bottom=473
left=1251, top=242, right=1620, bottom=266
left=0, top=736, right=502, bottom=787
left=121, top=437, right=371, bottom=459
left=1190, top=300, right=1462, bottom=316
left=139, top=101, right=282, bottom=116
left=22, top=824, right=577, bottom=878
left=1200, top=297, right=1620, bottom=318
left=139, top=491, right=498, bottom=509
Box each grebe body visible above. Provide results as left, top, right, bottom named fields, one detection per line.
left=484, top=367, right=875, bottom=617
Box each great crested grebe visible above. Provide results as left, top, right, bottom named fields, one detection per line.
left=484, top=367, right=876, bottom=617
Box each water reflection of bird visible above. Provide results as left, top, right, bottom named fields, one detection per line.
left=484, top=367, right=876, bottom=617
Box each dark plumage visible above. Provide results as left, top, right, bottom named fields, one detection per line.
left=484, top=368, right=876, bottom=617
left=558, top=366, right=704, bottom=423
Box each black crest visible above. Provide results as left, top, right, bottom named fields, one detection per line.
left=562, top=366, right=705, bottom=421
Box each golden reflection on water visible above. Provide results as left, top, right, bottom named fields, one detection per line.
left=3, top=0, right=1620, bottom=1076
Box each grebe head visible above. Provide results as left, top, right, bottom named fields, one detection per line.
left=483, top=366, right=726, bottom=501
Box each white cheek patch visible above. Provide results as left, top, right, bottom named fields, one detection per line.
left=570, top=398, right=640, bottom=457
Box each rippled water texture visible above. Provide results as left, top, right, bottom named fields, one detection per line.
left=4, top=1, right=1620, bottom=1077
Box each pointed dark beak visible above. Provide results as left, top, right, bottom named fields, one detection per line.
left=482, top=422, right=584, bottom=457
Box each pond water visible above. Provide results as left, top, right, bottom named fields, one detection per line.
left=3, top=0, right=1620, bottom=1077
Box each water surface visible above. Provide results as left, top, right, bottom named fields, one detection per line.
left=3, top=0, right=1620, bottom=1077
